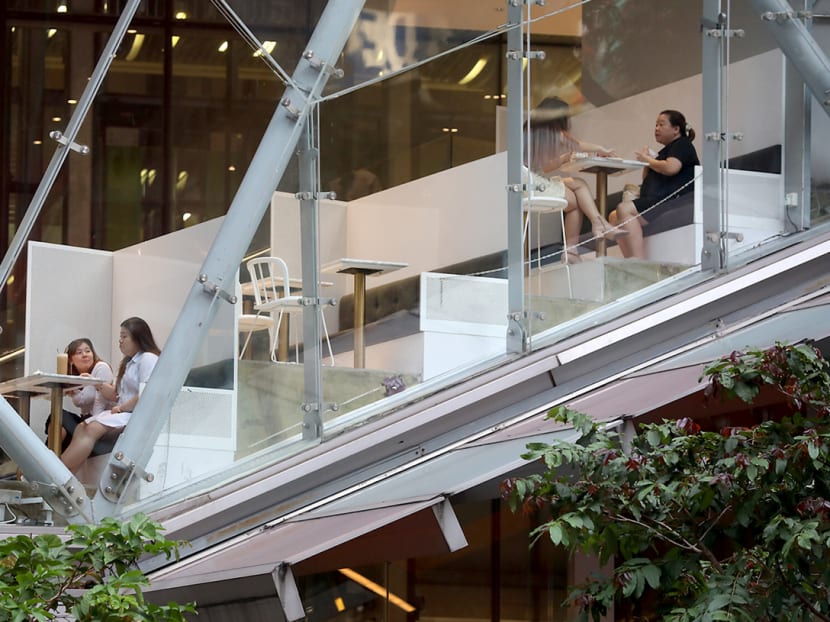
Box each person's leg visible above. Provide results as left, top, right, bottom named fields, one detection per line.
left=609, top=200, right=646, bottom=259
left=563, top=177, right=622, bottom=239
left=561, top=188, right=583, bottom=262
left=60, top=421, right=109, bottom=473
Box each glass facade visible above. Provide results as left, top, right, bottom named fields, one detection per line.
left=1, top=0, right=830, bottom=578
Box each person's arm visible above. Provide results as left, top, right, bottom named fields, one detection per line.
left=636, top=146, right=682, bottom=176
left=98, top=378, right=118, bottom=401
left=112, top=353, right=158, bottom=414
left=576, top=139, right=616, bottom=157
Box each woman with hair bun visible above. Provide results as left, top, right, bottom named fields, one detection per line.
left=610, top=109, right=700, bottom=259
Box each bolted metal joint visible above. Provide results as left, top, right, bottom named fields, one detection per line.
left=303, top=49, right=345, bottom=79
left=50, top=130, right=90, bottom=155
left=280, top=97, right=301, bottom=120
left=198, top=275, right=237, bottom=304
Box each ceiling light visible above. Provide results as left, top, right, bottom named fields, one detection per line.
left=47, top=28, right=57, bottom=38
left=175, top=11, right=187, bottom=20
left=182, top=212, right=192, bottom=222
left=51, top=116, right=61, bottom=122
left=218, top=40, right=228, bottom=53
left=125, top=33, right=144, bottom=61
left=67, top=99, right=77, bottom=105
left=458, top=58, right=487, bottom=85
left=57, top=3, right=68, bottom=13
left=33, top=140, right=42, bottom=145
left=228, top=165, right=236, bottom=172
left=171, top=35, right=180, bottom=48
left=253, top=40, right=276, bottom=58
left=338, top=568, right=415, bottom=613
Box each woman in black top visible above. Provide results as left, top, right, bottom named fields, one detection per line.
left=609, top=110, right=700, bottom=259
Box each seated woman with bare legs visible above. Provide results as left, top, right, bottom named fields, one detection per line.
left=61, top=317, right=160, bottom=473
left=526, top=96, right=626, bottom=262
left=609, top=109, right=700, bottom=259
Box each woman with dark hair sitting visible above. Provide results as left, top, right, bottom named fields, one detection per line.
left=609, top=109, right=700, bottom=259
left=61, top=317, right=161, bottom=473
left=46, top=337, right=116, bottom=453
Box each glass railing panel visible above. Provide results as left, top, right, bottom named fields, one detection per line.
left=523, top=0, right=705, bottom=344
left=328, top=0, right=510, bottom=97
left=718, top=3, right=792, bottom=264
left=812, top=14, right=830, bottom=227
left=312, top=84, right=509, bottom=433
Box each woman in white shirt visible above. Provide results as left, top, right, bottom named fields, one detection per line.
left=61, top=317, right=160, bottom=473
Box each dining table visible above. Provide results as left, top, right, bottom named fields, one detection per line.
left=322, top=258, right=408, bottom=368
left=0, top=372, right=102, bottom=455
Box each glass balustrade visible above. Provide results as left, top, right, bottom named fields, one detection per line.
left=1, top=0, right=828, bottom=521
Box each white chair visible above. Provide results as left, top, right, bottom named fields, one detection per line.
left=522, top=168, right=572, bottom=296
left=245, top=256, right=334, bottom=364
left=238, top=313, right=276, bottom=360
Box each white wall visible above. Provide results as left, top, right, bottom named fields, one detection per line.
left=112, top=217, right=230, bottom=368
left=271, top=153, right=509, bottom=336
left=569, top=50, right=785, bottom=194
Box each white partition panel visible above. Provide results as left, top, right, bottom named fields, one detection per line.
left=112, top=217, right=229, bottom=368
left=25, top=243, right=114, bottom=438
left=26, top=243, right=114, bottom=377
left=420, top=272, right=507, bottom=380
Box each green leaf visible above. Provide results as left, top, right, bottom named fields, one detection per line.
left=641, top=564, right=661, bottom=589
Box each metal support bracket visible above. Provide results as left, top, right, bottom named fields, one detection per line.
left=506, top=310, right=529, bottom=348
left=273, top=563, right=305, bottom=622
left=705, top=230, right=745, bottom=244
left=299, top=297, right=337, bottom=307
left=49, top=131, right=90, bottom=155
left=280, top=97, right=302, bottom=120
left=295, top=191, right=337, bottom=200
left=508, top=0, right=545, bottom=6
left=99, top=450, right=154, bottom=503
left=505, top=49, right=546, bottom=60
left=704, top=27, right=746, bottom=38
left=28, top=479, right=91, bottom=521
left=302, top=50, right=345, bottom=79
left=762, top=10, right=812, bottom=22
left=704, top=131, right=745, bottom=142
left=198, top=274, right=237, bottom=304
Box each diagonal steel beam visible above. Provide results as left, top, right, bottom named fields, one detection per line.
left=749, top=0, right=830, bottom=119
left=91, top=0, right=366, bottom=518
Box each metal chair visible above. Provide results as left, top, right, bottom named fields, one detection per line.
left=245, top=256, right=334, bottom=364
left=523, top=168, right=572, bottom=296
left=238, top=313, right=276, bottom=360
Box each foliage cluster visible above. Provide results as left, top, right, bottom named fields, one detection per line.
left=0, top=513, right=195, bottom=622
left=502, top=343, right=830, bottom=621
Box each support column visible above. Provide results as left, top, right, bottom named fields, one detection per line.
left=298, top=119, right=324, bottom=440
left=506, top=0, right=527, bottom=354
left=700, top=0, right=725, bottom=271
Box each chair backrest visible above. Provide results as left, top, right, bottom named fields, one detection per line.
left=246, top=257, right=292, bottom=309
